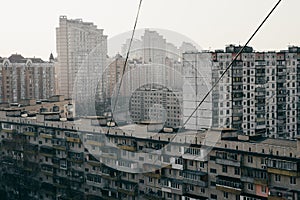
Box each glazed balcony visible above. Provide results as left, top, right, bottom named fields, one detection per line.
left=266, top=158, right=300, bottom=176
left=182, top=169, right=208, bottom=187
left=216, top=151, right=241, bottom=167
left=216, top=175, right=243, bottom=195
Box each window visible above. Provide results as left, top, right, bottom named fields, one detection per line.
left=188, top=184, right=194, bottom=191
left=222, top=165, right=227, bottom=173
left=224, top=192, right=228, bottom=199
left=248, top=183, right=254, bottom=190
left=290, top=177, right=296, bottom=184
left=211, top=194, right=217, bottom=199
left=199, top=162, right=204, bottom=168
left=167, top=193, right=172, bottom=198
left=200, top=188, right=205, bottom=193
left=248, top=155, right=253, bottom=163
left=234, top=167, right=240, bottom=175
left=189, top=160, right=193, bottom=166
left=275, top=174, right=281, bottom=182
left=210, top=168, right=217, bottom=173
left=261, top=186, right=267, bottom=193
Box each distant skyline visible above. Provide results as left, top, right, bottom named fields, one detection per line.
left=0, top=0, right=299, bottom=60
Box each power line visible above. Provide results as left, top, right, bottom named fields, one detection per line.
left=183, top=0, right=282, bottom=128
left=107, top=0, right=143, bottom=134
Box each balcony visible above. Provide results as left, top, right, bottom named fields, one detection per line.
left=40, top=132, right=53, bottom=139
left=66, top=137, right=81, bottom=143
left=101, top=168, right=120, bottom=181
left=41, top=164, right=54, bottom=176
left=144, top=191, right=163, bottom=200
left=117, top=182, right=138, bottom=196
left=216, top=175, right=242, bottom=195
left=267, top=167, right=299, bottom=177
left=241, top=176, right=268, bottom=185
left=182, top=170, right=208, bottom=187
left=53, top=177, right=69, bottom=189
left=216, top=158, right=241, bottom=167
left=67, top=152, right=84, bottom=163
left=23, top=131, right=37, bottom=137
left=23, top=161, right=39, bottom=172
left=87, top=155, right=101, bottom=167
left=65, top=131, right=81, bottom=143
left=216, top=151, right=240, bottom=167
left=23, top=143, right=38, bottom=154
left=266, top=159, right=299, bottom=176
left=144, top=171, right=161, bottom=179
left=86, top=140, right=104, bottom=147
left=101, top=152, right=118, bottom=159
left=53, top=144, right=67, bottom=151
left=117, top=144, right=136, bottom=152
left=2, top=129, right=16, bottom=133
left=101, top=189, right=119, bottom=200
left=161, top=178, right=183, bottom=195
left=182, top=147, right=207, bottom=161
left=268, top=187, right=294, bottom=200
left=40, top=146, right=55, bottom=157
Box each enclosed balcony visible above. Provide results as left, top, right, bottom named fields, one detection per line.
left=41, top=164, right=54, bottom=176
left=40, top=130, right=55, bottom=139
left=117, top=181, right=138, bottom=196
left=40, top=146, right=55, bottom=157
left=182, top=169, right=208, bottom=187
left=215, top=151, right=241, bottom=167
left=52, top=138, right=68, bottom=151
left=144, top=190, right=163, bottom=200
left=67, top=151, right=84, bottom=163
left=65, top=131, right=81, bottom=143
left=216, top=175, right=243, bottom=195
left=161, top=177, right=183, bottom=195
left=266, top=158, right=300, bottom=176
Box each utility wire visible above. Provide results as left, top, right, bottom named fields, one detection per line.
left=107, top=0, right=143, bottom=134
left=182, top=0, right=282, bottom=127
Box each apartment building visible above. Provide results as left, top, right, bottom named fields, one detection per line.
left=210, top=45, right=300, bottom=139
left=129, top=84, right=183, bottom=128
left=0, top=100, right=299, bottom=200
left=56, top=16, right=107, bottom=99
left=0, top=54, right=55, bottom=103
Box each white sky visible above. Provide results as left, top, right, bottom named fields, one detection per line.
left=0, top=0, right=299, bottom=60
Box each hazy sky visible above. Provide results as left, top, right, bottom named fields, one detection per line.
left=0, top=0, right=299, bottom=60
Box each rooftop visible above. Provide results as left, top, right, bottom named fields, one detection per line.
left=0, top=54, right=47, bottom=64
